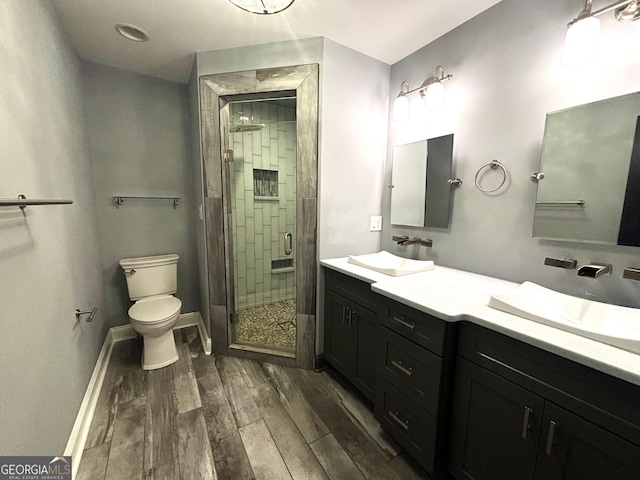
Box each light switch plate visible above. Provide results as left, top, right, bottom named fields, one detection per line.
left=370, top=215, right=382, bottom=231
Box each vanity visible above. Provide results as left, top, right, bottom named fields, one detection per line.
left=321, top=257, right=640, bottom=480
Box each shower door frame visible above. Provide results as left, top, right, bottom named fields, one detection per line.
left=199, top=64, right=318, bottom=369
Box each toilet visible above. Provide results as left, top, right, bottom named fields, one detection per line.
left=119, top=254, right=182, bottom=370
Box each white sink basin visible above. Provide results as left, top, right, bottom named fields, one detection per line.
left=489, top=281, right=640, bottom=354
left=347, top=251, right=434, bottom=277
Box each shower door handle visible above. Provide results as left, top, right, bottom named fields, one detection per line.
left=284, top=232, right=293, bottom=255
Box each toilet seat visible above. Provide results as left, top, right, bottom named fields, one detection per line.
left=129, top=295, right=181, bottom=324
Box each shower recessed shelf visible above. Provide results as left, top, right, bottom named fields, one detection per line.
left=254, top=196, right=280, bottom=201
left=271, top=258, right=294, bottom=273
left=254, top=169, right=278, bottom=198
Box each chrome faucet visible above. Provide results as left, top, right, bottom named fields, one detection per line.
left=577, top=263, right=612, bottom=279
left=392, top=236, right=433, bottom=247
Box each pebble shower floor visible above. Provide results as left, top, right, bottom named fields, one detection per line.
left=234, top=299, right=296, bottom=352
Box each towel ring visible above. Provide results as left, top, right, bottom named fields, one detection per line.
left=475, top=160, right=507, bottom=193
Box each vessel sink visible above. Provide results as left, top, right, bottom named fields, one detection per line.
left=489, top=281, right=640, bottom=354
left=347, top=251, right=434, bottom=277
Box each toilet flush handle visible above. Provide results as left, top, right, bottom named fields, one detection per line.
left=124, top=269, right=136, bottom=275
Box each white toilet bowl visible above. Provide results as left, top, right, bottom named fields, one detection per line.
left=120, top=254, right=182, bottom=371
left=129, top=295, right=182, bottom=370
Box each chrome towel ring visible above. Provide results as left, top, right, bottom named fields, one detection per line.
left=475, top=159, right=507, bottom=193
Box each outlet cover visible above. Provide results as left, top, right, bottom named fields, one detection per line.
left=370, top=215, right=382, bottom=231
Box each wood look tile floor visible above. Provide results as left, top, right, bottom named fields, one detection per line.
left=76, top=327, right=430, bottom=480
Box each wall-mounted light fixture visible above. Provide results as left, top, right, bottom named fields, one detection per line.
left=393, top=66, right=453, bottom=121
left=563, top=0, right=640, bottom=65
left=228, top=0, right=294, bottom=14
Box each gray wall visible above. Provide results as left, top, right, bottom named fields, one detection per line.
left=383, top=0, right=640, bottom=308
left=82, top=62, right=198, bottom=327
left=0, top=0, right=106, bottom=454
left=189, top=61, right=210, bottom=335
left=318, top=39, right=390, bottom=260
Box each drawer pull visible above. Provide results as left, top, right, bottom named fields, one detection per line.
left=545, top=420, right=557, bottom=456
left=388, top=411, right=409, bottom=431
left=392, top=316, right=415, bottom=330
left=391, top=360, right=413, bottom=377
left=521, top=406, right=532, bottom=440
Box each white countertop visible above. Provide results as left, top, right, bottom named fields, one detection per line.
left=321, top=257, right=640, bottom=387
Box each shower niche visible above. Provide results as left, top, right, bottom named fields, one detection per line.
left=253, top=169, right=279, bottom=199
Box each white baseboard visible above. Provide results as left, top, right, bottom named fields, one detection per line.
left=64, top=330, right=116, bottom=479
left=105, top=311, right=211, bottom=354
left=65, top=311, right=211, bottom=477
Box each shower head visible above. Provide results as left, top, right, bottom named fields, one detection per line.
left=229, top=123, right=265, bottom=132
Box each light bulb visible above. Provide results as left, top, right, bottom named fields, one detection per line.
left=424, top=81, right=445, bottom=112
left=393, top=94, right=410, bottom=122
left=562, top=16, right=600, bottom=66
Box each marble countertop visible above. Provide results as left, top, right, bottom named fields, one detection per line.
left=320, top=257, right=640, bottom=387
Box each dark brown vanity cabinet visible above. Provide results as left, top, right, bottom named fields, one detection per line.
left=324, top=269, right=378, bottom=401
left=375, top=298, right=457, bottom=478
left=448, top=323, right=640, bottom=480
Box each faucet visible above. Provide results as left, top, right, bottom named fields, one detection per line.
left=392, top=236, right=433, bottom=247
left=577, top=263, right=612, bottom=279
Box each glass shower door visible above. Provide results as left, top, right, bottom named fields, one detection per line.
left=225, top=98, right=297, bottom=355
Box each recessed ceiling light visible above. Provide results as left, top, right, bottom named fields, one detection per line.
left=228, top=0, right=294, bottom=15
left=115, top=23, right=149, bottom=42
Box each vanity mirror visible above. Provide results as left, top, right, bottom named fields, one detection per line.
left=390, top=134, right=454, bottom=228
left=532, top=92, right=640, bottom=246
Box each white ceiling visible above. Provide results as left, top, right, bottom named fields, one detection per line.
left=50, top=0, right=502, bottom=84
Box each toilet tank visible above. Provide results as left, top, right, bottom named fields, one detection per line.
left=119, top=254, right=179, bottom=301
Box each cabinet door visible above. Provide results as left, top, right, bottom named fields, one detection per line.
left=535, top=402, right=640, bottom=480
left=324, top=290, right=351, bottom=378
left=448, top=358, right=544, bottom=480
left=350, top=305, right=377, bottom=400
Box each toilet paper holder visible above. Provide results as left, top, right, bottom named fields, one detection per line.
left=76, top=307, right=97, bottom=322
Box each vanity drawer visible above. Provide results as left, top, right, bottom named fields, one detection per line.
left=375, top=376, right=436, bottom=473
left=377, top=325, right=442, bottom=416
left=325, top=268, right=378, bottom=312
left=379, top=299, right=446, bottom=355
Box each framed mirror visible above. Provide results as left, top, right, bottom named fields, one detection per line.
left=390, top=134, right=454, bottom=228
left=532, top=92, right=640, bottom=246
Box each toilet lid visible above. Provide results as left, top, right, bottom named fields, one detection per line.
left=129, top=296, right=182, bottom=323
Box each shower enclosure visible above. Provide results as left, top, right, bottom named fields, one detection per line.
left=199, top=64, right=319, bottom=368
left=224, top=99, right=297, bottom=354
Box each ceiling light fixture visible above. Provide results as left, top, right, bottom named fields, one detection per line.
left=393, top=66, right=453, bottom=121
left=562, top=0, right=640, bottom=65
left=115, top=23, right=149, bottom=42
left=227, top=0, right=295, bottom=15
